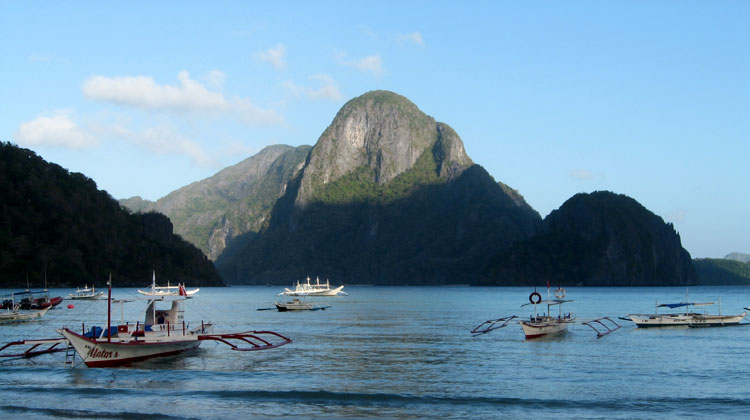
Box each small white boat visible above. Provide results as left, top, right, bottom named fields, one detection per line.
left=278, top=276, right=346, bottom=296
left=0, top=307, right=51, bottom=324
left=519, top=289, right=575, bottom=339
left=274, top=298, right=331, bottom=312
left=137, top=272, right=199, bottom=297
left=68, top=285, right=104, bottom=300
left=472, top=287, right=620, bottom=339
left=628, top=299, right=746, bottom=328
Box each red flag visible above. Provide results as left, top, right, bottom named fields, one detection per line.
left=179, top=284, right=187, bottom=296
left=546, top=279, right=550, bottom=290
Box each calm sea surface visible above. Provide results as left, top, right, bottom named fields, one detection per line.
left=2, top=285, right=750, bottom=419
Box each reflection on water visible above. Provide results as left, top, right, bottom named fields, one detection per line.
left=1, top=286, right=750, bottom=419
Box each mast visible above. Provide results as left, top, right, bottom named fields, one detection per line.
left=107, top=273, right=112, bottom=343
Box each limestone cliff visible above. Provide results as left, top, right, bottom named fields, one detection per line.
left=216, top=90, right=540, bottom=284
left=295, top=90, right=472, bottom=209
left=121, top=145, right=310, bottom=259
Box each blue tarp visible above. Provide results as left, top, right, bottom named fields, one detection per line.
left=83, top=326, right=119, bottom=338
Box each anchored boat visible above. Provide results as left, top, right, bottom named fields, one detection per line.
left=627, top=297, right=746, bottom=328
left=68, top=285, right=104, bottom=300
left=1, top=275, right=291, bottom=367
left=1, top=290, right=63, bottom=310
left=0, top=306, right=51, bottom=324
left=274, top=298, right=331, bottom=312
left=279, top=276, right=346, bottom=296
left=137, top=272, right=199, bottom=297
left=519, top=288, right=575, bottom=339
left=471, top=286, right=620, bottom=339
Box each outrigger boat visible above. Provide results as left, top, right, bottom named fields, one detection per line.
left=68, top=285, right=104, bottom=300
left=1, top=290, right=63, bottom=310
left=0, top=306, right=51, bottom=324
left=519, top=289, right=576, bottom=339
left=626, top=293, right=746, bottom=327
left=138, top=272, right=199, bottom=297
left=0, top=275, right=291, bottom=367
left=275, top=298, right=331, bottom=312
left=279, top=276, right=346, bottom=296
left=471, top=286, right=621, bottom=339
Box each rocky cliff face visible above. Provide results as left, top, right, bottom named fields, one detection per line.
left=295, top=90, right=472, bottom=208
left=725, top=252, right=750, bottom=263
left=121, top=144, right=310, bottom=259
left=484, top=191, right=698, bottom=286
left=216, top=90, right=541, bottom=284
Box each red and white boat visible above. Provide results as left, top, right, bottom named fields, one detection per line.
left=1, top=276, right=292, bottom=367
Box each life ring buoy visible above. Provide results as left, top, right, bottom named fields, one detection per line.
left=554, top=287, right=566, bottom=299
left=529, top=291, right=542, bottom=304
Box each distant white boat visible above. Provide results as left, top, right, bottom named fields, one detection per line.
left=0, top=306, right=51, bottom=324
left=628, top=301, right=745, bottom=327
left=68, top=285, right=104, bottom=300
left=138, top=272, right=199, bottom=297
left=278, top=276, right=346, bottom=296
left=274, top=298, right=331, bottom=312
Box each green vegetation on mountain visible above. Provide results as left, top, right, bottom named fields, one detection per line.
left=216, top=90, right=541, bottom=284
left=120, top=145, right=311, bottom=259
left=483, top=191, right=698, bottom=286
left=0, top=142, right=222, bottom=288
left=693, top=258, right=750, bottom=285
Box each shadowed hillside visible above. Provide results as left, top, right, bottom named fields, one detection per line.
left=0, top=142, right=223, bottom=288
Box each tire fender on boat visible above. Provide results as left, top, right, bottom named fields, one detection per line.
left=554, top=288, right=566, bottom=299
left=529, top=292, right=542, bottom=304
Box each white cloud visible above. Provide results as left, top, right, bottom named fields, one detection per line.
left=95, top=121, right=218, bottom=168
left=339, top=53, right=383, bottom=77
left=666, top=209, right=687, bottom=224
left=82, top=71, right=282, bottom=125
left=255, top=44, right=287, bottom=70
left=284, top=74, right=343, bottom=101
left=569, top=169, right=595, bottom=180
left=205, top=70, right=226, bottom=90
left=15, top=111, right=97, bottom=149
left=396, top=32, right=424, bottom=46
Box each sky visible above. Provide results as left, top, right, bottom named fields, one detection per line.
left=1, top=1, right=748, bottom=259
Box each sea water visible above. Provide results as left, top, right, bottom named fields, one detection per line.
left=1, top=286, right=750, bottom=419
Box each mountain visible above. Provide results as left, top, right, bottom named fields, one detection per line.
left=483, top=191, right=699, bottom=286
left=0, top=142, right=223, bottom=288
left=693, top=258, right=750, bottom=285
left=216, top=90, right=542, bottom=284
left=725, top=252, right=750, bottom=263
left=120, top=145, right=311, bottom=259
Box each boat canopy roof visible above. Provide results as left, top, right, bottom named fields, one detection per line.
left=657, top=302, right=714, bottom=309
left=521, top=299, right=573, bottom=307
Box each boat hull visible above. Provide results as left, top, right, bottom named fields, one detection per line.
left=68, top=292, right=104, bottom=300
left=520, top=319, right=572, bottom=339
left=629, top=312, right=746, bottom=328
left=59, top=328, right=202, bottom=367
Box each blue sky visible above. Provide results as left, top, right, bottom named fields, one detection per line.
left=1, top=1, right=748, bottom=259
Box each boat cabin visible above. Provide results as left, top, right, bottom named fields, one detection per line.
left=144, top=299, right=184, bottom=329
